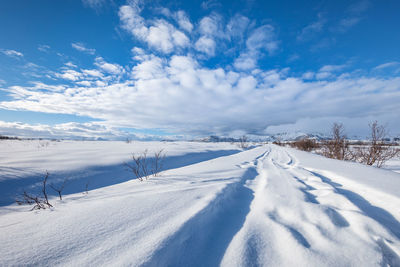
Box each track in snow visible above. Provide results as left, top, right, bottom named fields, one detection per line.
left=142, top=146, right=400, bottom=266
left=1, top=144, right=400, bottom=266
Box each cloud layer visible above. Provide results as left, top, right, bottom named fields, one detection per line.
left=0, top=0, right=399, bottom=139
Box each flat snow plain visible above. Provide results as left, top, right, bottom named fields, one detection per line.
left=0, top=140, right=399, bottom=266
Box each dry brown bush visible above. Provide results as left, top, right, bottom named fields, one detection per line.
left=238, top=135, right=249, bottom=149
left=352, top=121, right=400, bottom=167
left=321, top=123, right=353, bottom=160
left=290, top=138, right=319, bottom=152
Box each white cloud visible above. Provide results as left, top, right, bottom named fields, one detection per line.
left=315, top=71, right=332, bottom=80
left=146, top=21, right=175, bottom=53
left=313, top=64, right=348, bottom=80
left=1, top=49, right=23, bottom=58
left=1, top=1, right=398, bottom=138
left=38, top=44, right=50, bottom=52
left=374, top=62, right=399, bottom=70
left=195, top=36, right=216, bottom=56
left=0, top=120, right=127, bottom=140
left=297, top=15, right=325, bottom=41
left=319, top=64, right=346, bottom=72
left=119, top=4, right=189, bottom=54
left=233, top=53, right=257, bottom=71
left=233, top=24, right=278, bottom=70
left=82, top=0, right=106, bottom=10
left=226, top=14, right=250, bottom=40
left=246, top=25, right=278, bottom=54
left=199, top=15, right=220, bottom=36
left=82, top=69, right=104, bottom=78
left=334, top=1, right=370, bottom=32
left=55, top=69, right=83, bottom=81
left=2, top=57, right=399, bottom=137
left=175, top=11, right=193, bottom=32
left=65, top=62, right=78, bottom=68
left=339, top=17, right=361, bottom=28
left=347, top=0, right=370, bottom=14
left=131, top=55, right=164, bottom=80
left=201, top=0, right=221, bottom=10
left=76, top=81, right=92, bottom=87
left=119, top=3, right=148, bottom=39
left=71, top=42, right=96, bottom=55
left=302, top=71, right=315, bottom=80
left=171, top=27, right=190, bottom=47
left=94, top=57, right=124, bottom=75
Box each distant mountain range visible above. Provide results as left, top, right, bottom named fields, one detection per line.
left=194, top=131, right=396, bottom=143
left=195, top=132, right=330, bottom=143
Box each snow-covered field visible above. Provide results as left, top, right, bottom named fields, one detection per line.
left=0, top=140, right=399, bottom=266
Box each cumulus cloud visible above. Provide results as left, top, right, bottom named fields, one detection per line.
left=302, top=72, right=315, bottom=80
left=264, top=114, right=400, bottom=138
left=1, top=54, right=399, bottom=137
left=246, top=25, right=278, bottom=54
left=71, top=42, right=96, bottom=55
left=233, top=53, right=257, bottom=71
left=0, top=120, right=132, bottom=140
left=119, top=2, right=189, bottom=53
left=233, top=24, right=278, bottom=70
left=226, top=14, right=250, bottom=41
left=55, top=69, right=83, bottom=81
left=1, top=1, right=398, bottom=139
left=195, top=36, right=216, bottom=56
left=199, top=15, right=221, bottom=36
left=82, top=69, right=104, bottom=78
left=314, top=64, right=348, bottom=80
left=94, top=57, right=124, bottom=75
left=175, top=11, right=193, bottom=32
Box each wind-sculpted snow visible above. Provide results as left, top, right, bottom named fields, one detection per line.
left=0, top=142, right=399, bottom=266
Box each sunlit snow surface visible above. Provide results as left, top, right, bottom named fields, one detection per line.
left=0, top=140, right=399, bottom=266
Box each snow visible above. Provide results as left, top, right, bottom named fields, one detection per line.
left=0, top=141, right=400, bottom=266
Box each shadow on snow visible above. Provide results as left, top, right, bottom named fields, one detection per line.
left=142, top=167, right=258, bottom=267
left=0, top=149, right=241, bottom=207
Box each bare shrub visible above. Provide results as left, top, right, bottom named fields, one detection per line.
left=16, top=191, right=48, bottom=210
left=290, top=138, right=319, bottom=152
left=353, top=121, right=400, bottom=167
left=50, top=178, right=68, bottom=200
left=238, top=135, right=249, bottom=149
left=321, top=123, right=352, bottom=160
left=37, top=140, right=49, bottom=149
left=84, top=179, right=90, bottom=194
left=273, top=137, right=284, bottom=146
left=125, top=149, right=166, bottom=181
left=152, top=149, right=166, bottom=177
left=16, top=171, right=53, bottom=210
left=41, top=171, right=52, bottom=207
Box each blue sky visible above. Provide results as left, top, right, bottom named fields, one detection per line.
left=0, top=0, right=399, bottom=139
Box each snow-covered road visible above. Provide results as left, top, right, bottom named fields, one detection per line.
left=0, top=142, right=399, bottom=266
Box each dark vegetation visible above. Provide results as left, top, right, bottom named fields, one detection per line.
left=16, top=171, right=53, bottom=210
left=125, top=149, right=166, bottom=181
left=282, top=121, right=400, bottom=168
